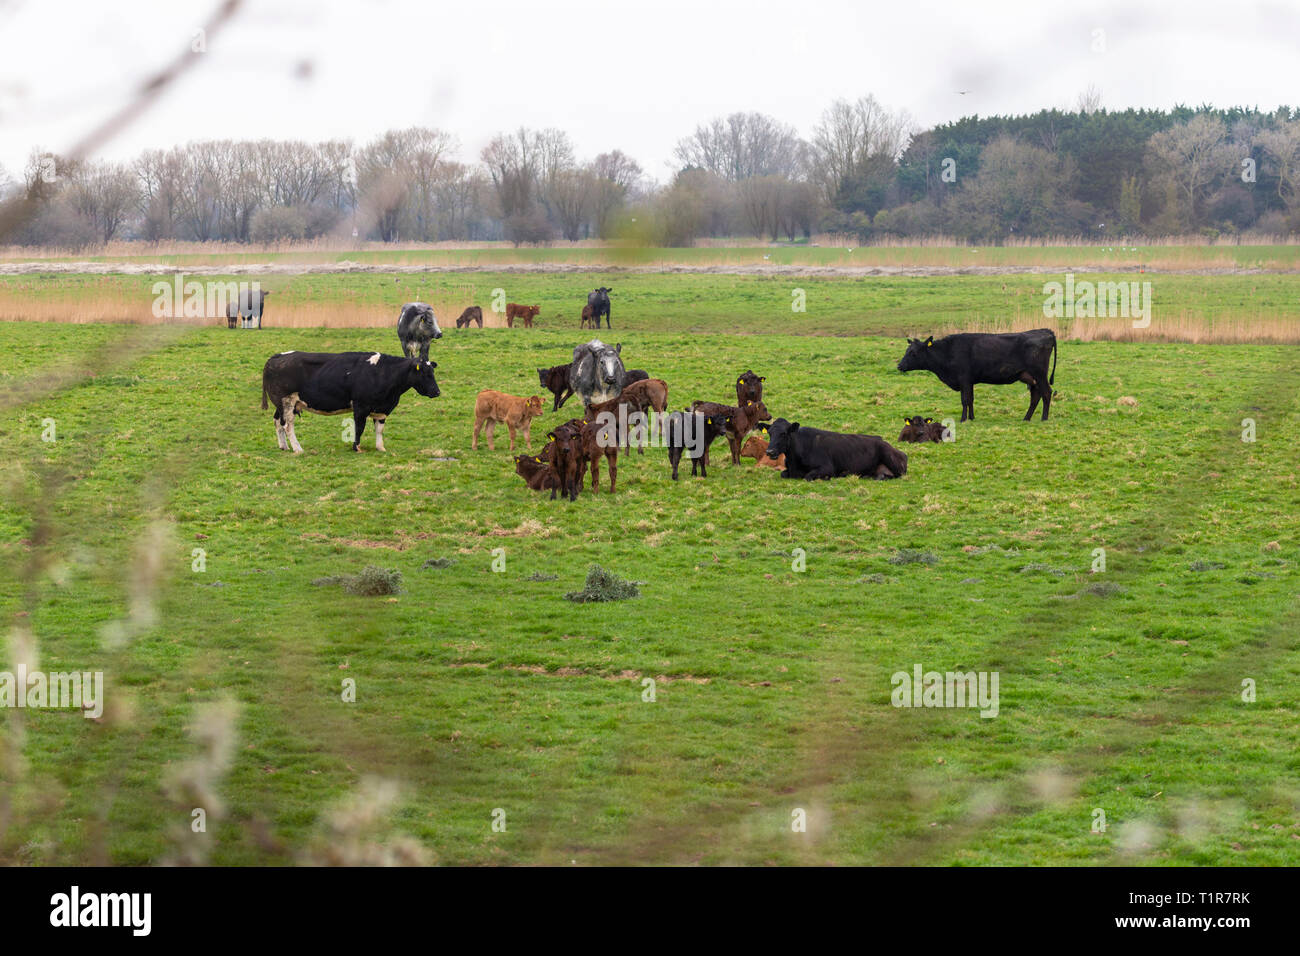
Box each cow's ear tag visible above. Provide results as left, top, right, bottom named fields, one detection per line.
left=926, top=337, right=933, bottom=346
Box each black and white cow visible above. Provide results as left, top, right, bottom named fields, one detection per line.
left=226, top=289, right=272, bottom=329
left=569, top=339, right=625, bottom=410
left=586, top=287, right=612, bottom=329
left=896, top=329, right=1057, bottom=422
left=261, top=350, right=440, bottom=453
left=396, top=302, right=443, bottom=363
left=762, top=418, right=907, bottom=480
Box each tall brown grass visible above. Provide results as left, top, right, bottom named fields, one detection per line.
left=3, top=289, right=1297, bottom=342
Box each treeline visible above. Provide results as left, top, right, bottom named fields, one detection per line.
left=4, top=98, right=1300, bottom=247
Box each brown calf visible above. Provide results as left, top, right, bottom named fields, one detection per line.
left=691, top=398, right=772, bottom=464
left=580, top=304, right=595, bottom=329
left=473, top=389, right=544, bottom=451
left=505, top=303, right=540, bottom=328
left=515, top=452, right=560, bottom=491
left=898, top=415, right=946, bottom=443
left=740, top=434, right=785, bottom=469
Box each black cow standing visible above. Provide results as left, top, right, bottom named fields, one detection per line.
left=587, top=287, right=612, bottom=329
left=763, top=419, right=907, bottom=480
left=396, top=302, right=443, bottom=363
left=897, top=329, right=1057, bottom=422
left=261, top=351, right=439, bottom=453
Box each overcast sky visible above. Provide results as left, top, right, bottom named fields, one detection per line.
left=2, top=0, right=1299, bottom=181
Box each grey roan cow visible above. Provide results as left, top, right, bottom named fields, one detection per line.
left=569, top=339, right=625, bottom=410
left=586, top=287, right=612, bottom=329
left=396, top=302, right=443, bottom=362
left=896, top=329, right=1057, bottom=422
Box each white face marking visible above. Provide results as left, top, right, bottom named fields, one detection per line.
left=367, top=353, right=381, bottom=365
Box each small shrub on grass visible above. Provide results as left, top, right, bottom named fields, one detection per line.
left=312, top=566, right=403, bottom=596
left=889, top=549, right=938, bottom=566
left=565, top=566, right=642, bottom=603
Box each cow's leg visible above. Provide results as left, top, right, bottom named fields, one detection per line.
left=373, top=416, right=387, bottom=452
left=522, top=424, right=531, bottom=451
left=273, top=409, right=288, bottom=451
left=484, top=420, right=496, bottom=451
left=472, top=415, right=482, bottom=450
left=1024, top=384, right=1041, bottom=421
left=1041, top=383, right=1052, bottom=421
left=669, top=447, right=681, bottom=480
left=507, top=422, right=517, bottom=451
left=281, top=397, right=305, bottom=453
left=960, top=384, right=975, bottom=422
left=352, top=409, right=367, bottom=451
left=607, top=451, right=617, bottom=493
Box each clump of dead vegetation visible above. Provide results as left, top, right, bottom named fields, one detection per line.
left=312, top=565, right=403, bottom=595
left=565, top=565, right=642, bottom=603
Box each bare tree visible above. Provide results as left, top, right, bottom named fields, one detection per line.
left=67, top=161, right=139, bottom=241
left=674, top=112, right=804, bottom=181
left=1145, top=115, right=1237, bottom=226
left=1076, top=84, right=1103, bottom=116
left=811, top=95, right=912, bottom=205
left=1258, top=119, right=1300, bottom=212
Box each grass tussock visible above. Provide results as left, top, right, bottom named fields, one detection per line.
left=564, top=565, right=642, bottom=603
left=312, top=566, right=404, bottom=596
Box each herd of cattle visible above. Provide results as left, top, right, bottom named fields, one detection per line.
left=259, top=294, right=1059, bottom=500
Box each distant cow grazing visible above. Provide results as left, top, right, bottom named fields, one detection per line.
left=580, top=304, right=595, bottom=329
left=736, top=370, right=765, bottom=405
left=664, top=408, right=732, bottom=480
left=506, top=303, right=540, bottom=328
left=226, top=289, right=272, bottom=329
left=569, top=339, right=626, bottom=410
left=455, top=306, right=483, bottom=329
left=763, top=418, right=907, bottom=480
left=515, top=452, right=560, bottom=492
left=396, top=302, right=443, bottom=362
left=587, top=287, right=612, bottom=328
left=473, top=390, right=544, bottom=451
left=899, top=415, right=946, bottom=443
left=537, top=363, right=575, bottom=411
left=740, top=434, right=784, bottom=470
left=261, top=351, right=440, bottom=453
left=897, top=329, right=1057, bottom=422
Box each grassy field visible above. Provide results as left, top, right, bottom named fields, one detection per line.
left=3, top=271, right=1300, bottom=342
left=1, top=316, right=1297, bottom=865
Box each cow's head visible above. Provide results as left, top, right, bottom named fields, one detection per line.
left=410, top=359, right=440, bottom=398
left=903, top=415, right=928, bottom=429
left=737, top=370, right=765, bottom=403
left=764, top=418, right=798, bottom=459
left=897, top=337, right=935, bottom=372
left=525, top=395, right=544, bottom=418
left=595, top=287, right=612, bottom=296
left=743, top=399, right=771, bottom=424
left=420, top=305, right=443, bottom=339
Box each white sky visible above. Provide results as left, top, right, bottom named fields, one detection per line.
left=2, top=0, right=1299, bottom=182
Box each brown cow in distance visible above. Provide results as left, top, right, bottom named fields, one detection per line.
left=506, top=303, right=541, bottom=328
left=580, top=304, right=595, bottom=329
left=456, top=306, right=483, bottom=328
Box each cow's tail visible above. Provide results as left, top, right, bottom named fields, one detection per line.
left=1049, top=334, right=1057, bottom=387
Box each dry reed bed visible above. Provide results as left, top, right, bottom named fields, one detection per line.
left=2, top=292, right=1298, bottom=343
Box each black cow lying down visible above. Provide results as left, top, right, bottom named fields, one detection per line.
left=897, top=329, right=1057, bottom=422
left=763, top=418, right=907, bottom=480
left=261, top=350, right=440, bottom=453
